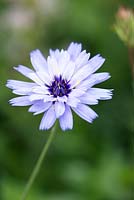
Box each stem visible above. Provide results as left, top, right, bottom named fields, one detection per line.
left=128, top=47, right=134, bottom=164
left=128, top=47, right=134, bottom=95
left=20, top=125, right=57, bottom=200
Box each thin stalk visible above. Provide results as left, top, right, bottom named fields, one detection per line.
left=128, top=47, right=134, bottom=95
left=20, top=125, right=57, bottom=200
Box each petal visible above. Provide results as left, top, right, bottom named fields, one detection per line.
left=9, top=96, right=32, bottom=106
left=57, top=50, right=70, bottom=74
left=67, top=42, right=82, bottom=60
left=54, top=102, right=65, bottom=118
left=29, top=101, right=52, bottom=115
left=29, top=94, right=46, bottom=101
left=49, top=49, right=61, bottom=61
left=88, top=72, right=111, bottom=87
left=62, top=61, right=75, bottom=80
left=67, top=95, right=80, bottom=108
left=70, top=88, right=85, bottom=97
left=14, top=65, right=34, bottom=75
left=47, top=56, right=60, bottom=78
left=72, top=104, right=98, bottom=123
left=6, top=80, right=36, bottom=95
left=36, top=71, right=51, bottom=85
left=70, top=63, right=91, bottom=88
left=31, top=85, right=49, bottom=95
left=77, top=72, right=111, bottom=90
left=57, top=96, right=68, bottom=102
left=70, top=55, right=105, bottom=88
left=30, top=49, right=48, bottom=72
left=59, top=105, right=73, bottom=131
left=87, top=54, right=105, bottom=74
left=27, top=73, right=44, bottom=85
left=39, top=105, right=56, bottom=130
left=14, top=65, right=44, bottom=85
left=75, top=50, right=90, bottom=69
left=12, top=89, right=31, bottom=95
left=6, top=80, right=36, bottom=90
left=87, top=88, right=113, bottom=100
left=29, top=94, right=53, bottom=102
left=79, top=94, right=99, bottom=105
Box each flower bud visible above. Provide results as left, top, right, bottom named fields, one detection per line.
left=114, top=6, right=134, bottom=47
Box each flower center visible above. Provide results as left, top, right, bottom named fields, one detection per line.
left=46, top=75, right=71, bottom=97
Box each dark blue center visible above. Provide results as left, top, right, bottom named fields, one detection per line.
left=46, top=75, right=71, bottom=97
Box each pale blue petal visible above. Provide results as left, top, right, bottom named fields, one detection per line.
left=57, top=96, right=68, bottom=103
left=87, top=88, right=113, bottom=100
left=77, top=72, right=111, bottom=90
left=39, top=105, right=56, bottom=130
left=29, top=101, right=52, bottom=115
left=9, top=96, right=32, bottom=106
left=57, top=50, right=70, bottom=74
left=31, top=85, right=49, bottom=95
left=49, top=49, right=60, bottom=61
left=29, top=94, right=53, bottom=102
left=12, top=89, right=31, bottom=95
left=88, top=73, right=111, bottom=87
left=14, top=64, right=33, bottom=75
left=27, top=73, right=44, bottom=85
left=6, top=80, right=36, bottom=90
left=30, top=49, right=48, bottom=72
left=70, top=63, right=91, bottom=88
left=70, top=88, right=85, bottom=97
left=72, top=104, right=98, bottom=123
left=70, top=55, right=105, bottom=88
left=75, top=50, right=90, bottom=69
left=62, top=61, right=75, bottom=80
left=67, top=42, right=82, bottom=60
left=67, top=95, right=80, bottom=107
left=79, top=94, right=99, bottom=105
left=14, top=65, right=44, bottom=85
left=54, top=102, right=65, bottom=118
left=36, top=71, right=51, bottom=85
left=47, top=56, right=59, bottom=78
left=59, top=105, right=73, bottom=131
left=87, top=54, right=105, bottom=74
left=6, top=80, right=36, bottom=95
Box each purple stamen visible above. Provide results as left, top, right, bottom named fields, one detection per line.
left=46, top=75, right=71, bottom=97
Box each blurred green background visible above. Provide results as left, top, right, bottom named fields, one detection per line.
left=0, top=0, right=134, bottom=199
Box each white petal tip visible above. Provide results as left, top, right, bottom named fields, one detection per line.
left=61, top=127, right=73, bottom=131
left=30, top=49, right=40, bottom=57
left=39, top=125, right=49, bottom=131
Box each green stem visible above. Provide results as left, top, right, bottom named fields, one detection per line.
left=20, top=125, right=57, bottom=200
left=128, top=47, right=134, bottom=95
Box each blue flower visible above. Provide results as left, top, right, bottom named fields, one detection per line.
left=6, top=42, right=112, bottom=131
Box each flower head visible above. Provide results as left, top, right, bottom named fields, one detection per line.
left=6, top=42, right=112, bottom=131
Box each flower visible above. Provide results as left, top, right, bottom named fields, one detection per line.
left=6, top=42, right=112, bottom=131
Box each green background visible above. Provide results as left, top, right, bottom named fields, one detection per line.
left=0, top=0, right=134, bottom=199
